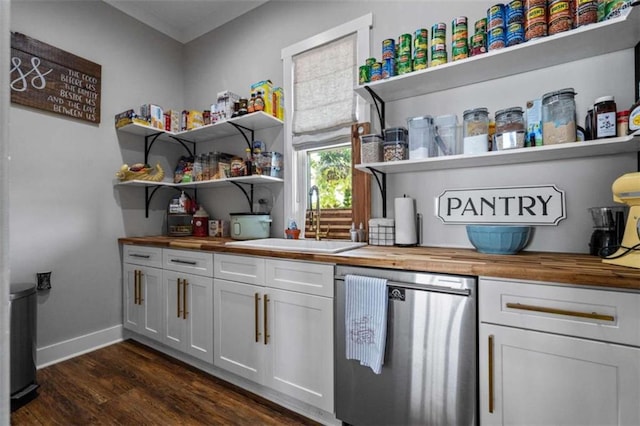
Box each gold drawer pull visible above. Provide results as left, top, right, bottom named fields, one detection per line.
left=254, top=293, right=261, bottom=343
left=506, top=302, right=615, bottom=322
left=488, top=334, right=494, bottom=414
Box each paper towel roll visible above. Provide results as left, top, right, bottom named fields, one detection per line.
left=395, top=196, right=417, bottom=245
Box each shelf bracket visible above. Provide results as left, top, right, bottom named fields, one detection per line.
left=144, top=185, right=162, bottom=218
left=367, top=167, right=387, bottom=218
left=229, top=181, right=255, bottom=213
left=228, top=122, right=254, bottom=151
left=167, top=136, right=196, bottom=159
left=364, top=86, right=386, bottom=133
left=144, top=133, right=163, bottom=164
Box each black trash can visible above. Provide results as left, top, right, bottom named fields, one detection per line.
left=10, top=282, right=39, bottom=410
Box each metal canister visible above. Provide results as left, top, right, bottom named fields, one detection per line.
left=413, top=48, right=428, bottom=70
left=358, top=65, right=371, bottom=85
left=430, top=43, right=448, bottom=66
left=370, top=62, right=383, bottom=81
left=488, top=26, right=506, bottom=50
left=397, top=54, right=412, bottom=75
left=414, top=28, right=428, bottom=53
left=398, top=33, right=412, bottom=56
left=451, top=16, right=468, bottom=43
left=470, top=32, right=487, bottom=56
left=506, top=0, right=525, bottom=24
left=452, top=39, right=469, bottom=61
left=575, top=0, right=598, bottom=27
left=382, top=58, right=396, bottom=79
left=475, top=17, right=488, bottom=33
left=488, top=3, right=506, bottom=30
left=506, top=22, right=525, bottom=46
left=548, top=0, right=573, bottom=35
left=525, top=0, right=548, bottom=40
left=382, top=38, right=395, bottom=60
left=431, top=22, right=447, bottom=45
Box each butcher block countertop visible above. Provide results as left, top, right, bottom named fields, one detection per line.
left=118, top=236, right=640, bottom=291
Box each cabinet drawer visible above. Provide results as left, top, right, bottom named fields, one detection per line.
left=214, top=254, right=265, bottom=285
left=479, top=277, right=640, bottom=346
left=163, top=249, right=214, bottom=277
left=123, top=245, right=163, bottom=268
left=265, top=259, right=334, bottom=298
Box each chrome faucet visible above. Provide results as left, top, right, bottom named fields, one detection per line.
left=308, top=185, right=329, bottom=240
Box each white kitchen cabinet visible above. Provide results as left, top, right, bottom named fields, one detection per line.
left=213, top=253, right=334, bottom=412
left=162, top=249, right=214, bottom=363
left=479, top=277, right=640, bottom=426
left=122, top=245, right=164, bottom=342
left=123, top=263, right=164, bottom=342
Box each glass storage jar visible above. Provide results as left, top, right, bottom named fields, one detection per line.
left=542, top=88, right=577, bottom=144
left=360, top=134, right=384, bottom=163
left=463, top=107, right=489, bottom=154
left=383, top=127, right=408, bottom=161
left=407, top=116, right=435, bottom=159
left=494, top=107, right=526, bottom=150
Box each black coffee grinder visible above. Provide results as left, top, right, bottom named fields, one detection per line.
left=588, top=206, right=626, bottom=257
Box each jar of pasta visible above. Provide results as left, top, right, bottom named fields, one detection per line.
left=463, top=107, right=490, bottom=154
left=542, top=88, right=577, bottom=145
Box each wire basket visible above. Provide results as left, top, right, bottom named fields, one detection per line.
left=368, top=218, right=395, bottom=246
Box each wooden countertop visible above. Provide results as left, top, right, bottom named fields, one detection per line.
left=118, top=236, right=640, bottom=291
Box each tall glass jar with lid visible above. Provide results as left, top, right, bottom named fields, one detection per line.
left=463, top=107, right=490, bottom=154
left=541, top=88, right=577, bottom=145
left=494, top=107, right=526, bottom=150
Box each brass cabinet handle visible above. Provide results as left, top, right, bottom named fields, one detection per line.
left=263, top=294, right=270, bottom=345
left=138, top=270, right=144, bottom=304
left=134, top=270, right=139, bottom=305
left=254, top=293, right=261, bottom=343
left=488, top=334, right=494, bottom=414
left=505, top=302, right=615, bottom=322
left=177, top=278, right=182, bottom=318
left=183, top=279, right=188, bottom=320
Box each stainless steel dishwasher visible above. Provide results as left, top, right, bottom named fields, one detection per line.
left=335, top=265, right=477, bottom=426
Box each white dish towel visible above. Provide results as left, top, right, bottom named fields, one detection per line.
left=345, top=274, right=388, bottom=374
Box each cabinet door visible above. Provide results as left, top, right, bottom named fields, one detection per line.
left=184, top=273, right=213, bottom=363
left=213, top=278, right=264, bottom=383
left=123, top=263, right=140, bottom=331
left=163, top=270, right=187, bottom=352
left=138, top=265, right=163, bottom=342
left=264, top=288, right=334, bottom=413
left=480, top=323, right=640, bottom=426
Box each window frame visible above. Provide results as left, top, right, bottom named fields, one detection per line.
left=281, top=13, right=372, bottom=235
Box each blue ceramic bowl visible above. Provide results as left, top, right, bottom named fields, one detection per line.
left=466, top=225, right=532, bottom=254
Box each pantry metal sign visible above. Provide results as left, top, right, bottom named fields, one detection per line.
left=10, top=32, right=101, bottom=124
left=436, top=185, right=566, bottom=225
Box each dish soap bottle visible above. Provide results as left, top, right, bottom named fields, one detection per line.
left=350, top=222, right=358, bottom=242
left=629, top=83, right=640, bottom=136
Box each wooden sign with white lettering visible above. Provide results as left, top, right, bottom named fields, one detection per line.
left=10, top=32, right=101, bottom=124
left=436, top=185, right=566, bottom=225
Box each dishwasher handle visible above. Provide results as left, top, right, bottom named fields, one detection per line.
left=335, top=275, right=471, bottom=296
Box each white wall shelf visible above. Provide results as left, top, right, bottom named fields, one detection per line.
left=355, top=135, right=640, bottom=174
left=354, top=6, right=640, bottom=104
left=116, top=175, right=283, bottom=188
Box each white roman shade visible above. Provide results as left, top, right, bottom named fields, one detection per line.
left=292, top=33, right=357, bottom=149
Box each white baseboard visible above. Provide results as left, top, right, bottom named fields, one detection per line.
left=36, top=325, right=124, bottom=368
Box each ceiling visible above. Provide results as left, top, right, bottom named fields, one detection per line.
left=103, top=0, right=269, bottom=44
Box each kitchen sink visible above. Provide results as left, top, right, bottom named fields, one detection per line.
left=225, top=238, right=366, bottom=253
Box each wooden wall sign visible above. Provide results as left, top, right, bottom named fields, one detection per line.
left=10, top=32, right=101, bottom=124
left=436, top=184, right=566, bottom=225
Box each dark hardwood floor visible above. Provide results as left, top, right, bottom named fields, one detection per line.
left=11, top=339, right=320, bottom=425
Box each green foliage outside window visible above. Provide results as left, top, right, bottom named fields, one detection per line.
left=308, top=146, right=352, bottom=208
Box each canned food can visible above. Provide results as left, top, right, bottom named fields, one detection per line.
left=413, top=48, right=428, bottom=70
left=414, top=29, right=428, bottom=52
left=506, top=0, right=525, bottom=24
left=359, top=65, right=371, bottom=84
left=398, top=34, right=412, bottom=56
left=599, top=0, right=631, bottom=21
left=475, top=17, right=488, bottom=33
left=525, top=0, right=548, bottom=40
left=430, top=45, right=448, bottom=67
left=431, top=22, right=447, bottom=44
left=575, top=0, right=598, bottom=27
left=370, top=62, right=383, bottom=81
left=382, top=38, right=395, bottom=60
left=548, top=0, right=573, bottom=35
left=470, top=32, right=487, bottom=56
left=397, top=54, right=412, bottom=75
left=452, top=39, right=469, bottom=61
left=382, top=58, right=396, bottom=79
left=451, top=16, right=468, bottom=43
left=488, top=26, right=506, bottom=50
left=488, top=3, right=506, bottom=30
left=506, top=22, right=525, bottom=46
left=366, top=57, right=376, bottom=66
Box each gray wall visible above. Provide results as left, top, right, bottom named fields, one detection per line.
left=7, top=0, right=637, bottom=353
left=10, top=1, right=184, bottom=349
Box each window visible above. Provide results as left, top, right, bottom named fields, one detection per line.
left=282, top=14, right=372, bottom=238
